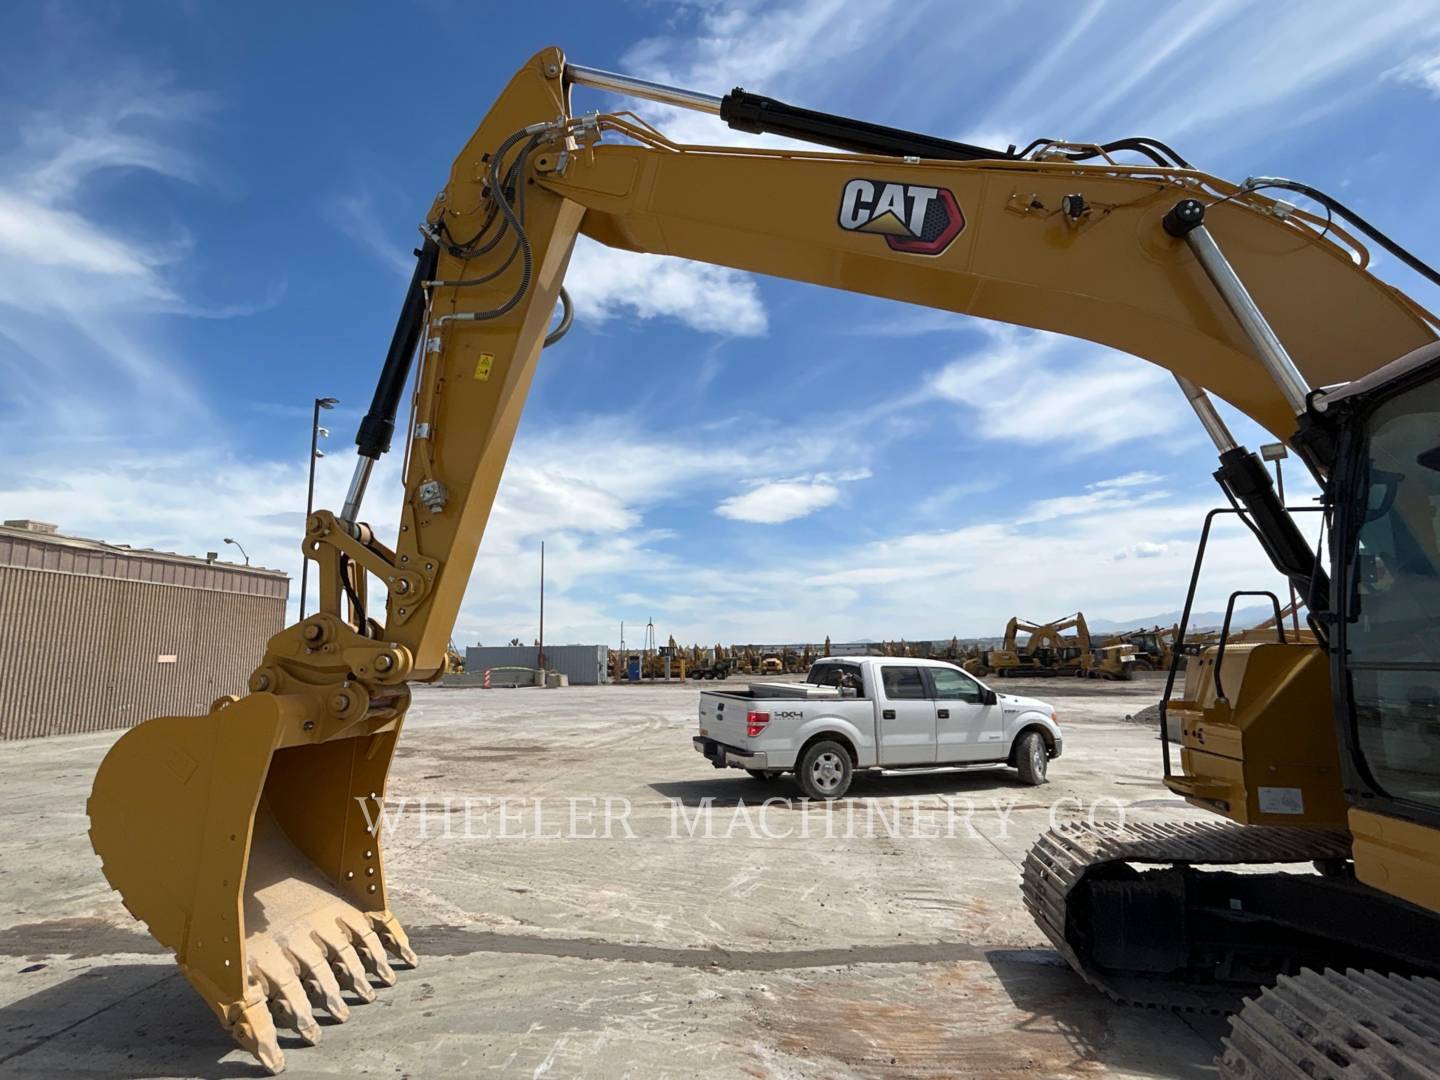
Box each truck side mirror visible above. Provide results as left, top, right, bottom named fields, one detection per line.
left=982, top=688, right=998, bottom=706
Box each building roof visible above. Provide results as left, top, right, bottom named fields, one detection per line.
left=0, top=521, right=288, bottom=600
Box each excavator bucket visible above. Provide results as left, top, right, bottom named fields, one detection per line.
left=87, top=691, right=415, bottom=1073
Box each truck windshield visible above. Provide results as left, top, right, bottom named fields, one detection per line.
left=1347, top=374, right=1440, bottom=811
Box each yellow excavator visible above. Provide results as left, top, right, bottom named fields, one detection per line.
left=965, top=615, right=1062, bottom=676
left=87, top=48, right=1440, bottom=1074
left=968, top=612, right=1134, bottom=679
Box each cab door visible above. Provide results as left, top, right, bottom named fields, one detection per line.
left=929, top=667, right=1004, bottom=762
left=877, top=665, right=937, bottom=765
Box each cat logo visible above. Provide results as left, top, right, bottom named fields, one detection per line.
left=837, top=178, right=965, bottom=256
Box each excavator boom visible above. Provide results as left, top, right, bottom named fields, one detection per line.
left=86, top=48, right=1440, bottom=1073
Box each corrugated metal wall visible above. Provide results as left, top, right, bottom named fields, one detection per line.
left=465, top=644, right=610, bottom=685
left=0, top=567, right=286, bottom=740
left=0, top=531, right=287, bottom=598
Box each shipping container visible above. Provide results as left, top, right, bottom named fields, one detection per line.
left=464, top=644, right=610, bottom=685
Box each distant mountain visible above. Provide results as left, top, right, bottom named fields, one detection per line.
left=1085, top=604, right=1297, bottom=633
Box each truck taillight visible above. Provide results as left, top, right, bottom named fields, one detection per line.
left=746, top=711, right=770, bottom=736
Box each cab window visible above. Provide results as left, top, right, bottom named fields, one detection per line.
left=807, top=662, right=865, bottom=697
left=881, top=665, right=928, bottom=700
left=1347, top=377, right=1440, bottom=811
left=929, top=667, right=984, bottom=703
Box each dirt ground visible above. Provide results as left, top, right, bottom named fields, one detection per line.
left=0, top=672, right=1234, bottom=1079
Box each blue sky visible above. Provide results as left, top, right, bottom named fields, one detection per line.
left=2, top=1, right=1439, bottom=647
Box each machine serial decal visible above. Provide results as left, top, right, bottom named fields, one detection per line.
left=838, top=179, right=965, bottom=255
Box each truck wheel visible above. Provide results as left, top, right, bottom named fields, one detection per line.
left=1015, top=731, right=1049, bottom=786
left=796, top=740, right=852, bottom=800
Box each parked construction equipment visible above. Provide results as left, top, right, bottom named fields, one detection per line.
left=966, top=613, right=1135, bottom=680
left=87, top=48, right=1440, bottom=1074
left=1108, top=624, right=1178, bottom=671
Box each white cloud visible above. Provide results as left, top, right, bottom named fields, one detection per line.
left=1091, top=471, right=1164, bottom=490
left=1114, top=541, right=1169, bottom=561
left=930, top=326, right=1185, bottom=452
left=716, top=480, right=840, bottom=523
left=1390, top=51, right=1440, bottom=97
left=564, top=236, right=767, bottom=336
left=714, top=468, right=870, bottom=524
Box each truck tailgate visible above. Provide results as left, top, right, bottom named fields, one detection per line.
left=698, top=693, right=747, bottom=745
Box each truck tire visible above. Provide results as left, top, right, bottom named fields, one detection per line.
left=796, top=740, right=853, bottom=800
left=1015, top=731, right=1049, bottom=786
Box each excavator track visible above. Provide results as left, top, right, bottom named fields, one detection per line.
left=1220, top=968, right=1440, bottom=1079
left=1021, top=820, right=1354, bottom=1011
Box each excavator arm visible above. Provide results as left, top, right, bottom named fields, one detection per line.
left=87, top=46, right=1440, bottom=1072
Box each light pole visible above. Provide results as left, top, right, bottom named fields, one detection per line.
left=1260, top=442, right=1301, bottom=634
left=301, top=396, right=339, bottom=618
left=223, top=537, right=250, bottom=566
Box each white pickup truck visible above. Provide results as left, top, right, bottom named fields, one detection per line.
left=693, top=656, right=1062, bottom=799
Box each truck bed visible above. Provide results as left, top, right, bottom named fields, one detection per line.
left=698, top=683, right=848, bottom=701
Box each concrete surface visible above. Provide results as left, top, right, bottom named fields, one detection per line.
left=0, top=673, right=1230, bottom=1078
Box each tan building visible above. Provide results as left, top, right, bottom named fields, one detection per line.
left=0, top=520, right=288, bottom=740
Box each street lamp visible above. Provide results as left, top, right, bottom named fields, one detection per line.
left=1259, top=442, right=1301, bottom=634
left=301, top=396, right=339, bottom=618
left=223, top=537, right=250, bottom=566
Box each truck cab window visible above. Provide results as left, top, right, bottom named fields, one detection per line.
left=807, top=663, right=865, bottom=697
left=881, top=666, right=928, bottom=700
left=929, top=667, right=984, bottom=703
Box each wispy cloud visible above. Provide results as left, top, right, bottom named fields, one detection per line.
left=967, top=0, right=1440, bottom=155
left=326, top=189, right=415, bottom=277
left=616, top=0, right=917, bottom=148
left=1018, top=472, right=1169, bottom=525
left=565, top=235, right=767, bottom=336
left=930, top=326, right=1184, bottom=452
left=0, top=69, right=236, bottom=446
left=1390, top=50, right=1440, bottom=98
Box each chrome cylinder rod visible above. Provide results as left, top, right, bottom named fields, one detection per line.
left=1174, top=374, right=1239, bottom=453
left=1164, top=199, right=1311, bottom=416
left=340, top=456, right=375, bottom=524
left=565, top=63, right=722, bottom=115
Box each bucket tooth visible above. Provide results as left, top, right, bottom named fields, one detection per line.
left=229, top=998, right=285, bottom=1075
left=263, top=969, right=322, bottom=1046
left=295, top=946, right=350, bottom=1022
left=343, top=915, right=397, bottom=986
left=318, top=930, right=378, bottom=1003
left=371, top=912, right=419, bottom=967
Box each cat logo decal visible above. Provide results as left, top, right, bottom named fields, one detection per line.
left=838, top=179, right=965, bottom=256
